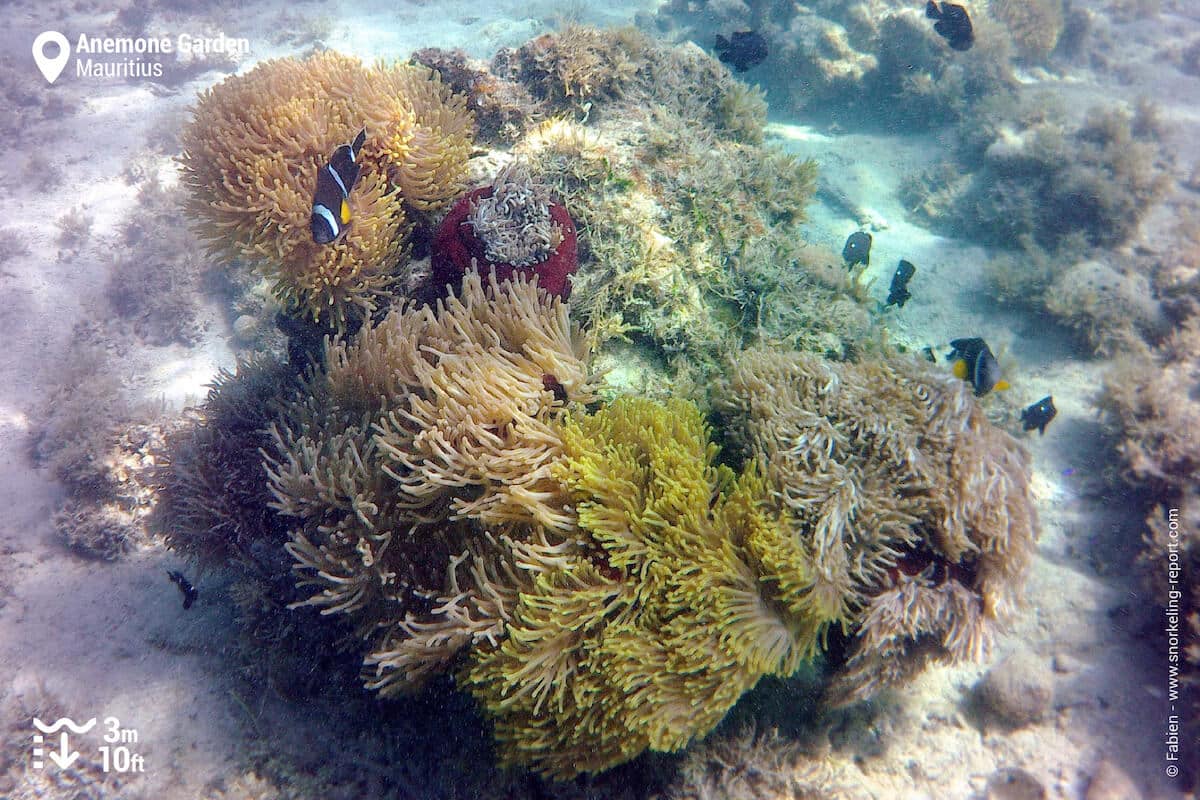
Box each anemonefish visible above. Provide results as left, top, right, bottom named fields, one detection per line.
left=946, top=337, right=1010, bottom=396
left=311, top=127, right=367, bottom=245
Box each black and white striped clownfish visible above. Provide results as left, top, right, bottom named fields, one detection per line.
left=310, top=127, right=367, bottom=245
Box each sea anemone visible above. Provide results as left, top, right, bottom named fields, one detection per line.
left=431, top=163, right=578, bottom=298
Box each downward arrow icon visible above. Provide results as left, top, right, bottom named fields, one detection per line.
left=47, top=732, right=80, bottom=770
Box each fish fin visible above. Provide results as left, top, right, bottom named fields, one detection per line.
left=995, top=379, right=1011, bottom=391
left=715, top=34, right=729, bottom=50
left=340, top=199, right=351, bottom=225
left=952, top=359, right=968, bottom=380
left=353, top=127, right=367, bottom=154
left=926, top=0, right=941, bottom=19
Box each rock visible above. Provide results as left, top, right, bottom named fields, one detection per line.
left=986, top=767, right=1046, bottom=800
left=1085, top=759, right=1142, bottom=800
left=1051, top=652, right=1082, bottom=674
left=975, top=650, right=1054, bottom=728
left=233, top=314, right=257, bottom=341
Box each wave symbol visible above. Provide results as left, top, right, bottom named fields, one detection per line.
left=33, top=717, right=97, bottom=735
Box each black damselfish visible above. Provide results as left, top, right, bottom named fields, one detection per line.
left=714, top=30, right=768, bottom=72
left=311, top=127, right=367, bottom=245
left=842, top=231, right=872, bottom=267
left=1021, top=395, right=1057, bottom=435
left=886, top=259, right=916, bottom=307
left=925, top=0, right=974, bottom=51
left=167, top=570, right=198, bottom=610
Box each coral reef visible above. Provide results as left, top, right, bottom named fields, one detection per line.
left=492, top=28, right=876, bottom=388
left=645, top=2, right=1017, bottom=130
left=1099, top=320, right=1200, bottom=781
left=266, top=273, right=599, bottom=695
left=179, top=51, right=473, bottom=330
left=463, top=396, right=839, bottom=778
left=105, top=181, right=214, bottom=347
left=989, top=0, right=1066, bottom=62
left=431, top=163, right=578, bottom=298
left=715, top=348, right=1039, bottom=705
left=906, top=103, right=1167, bottom=254
left=30, top=330, right=171, bottom=563
left=412, top=47, right=538, bottom=145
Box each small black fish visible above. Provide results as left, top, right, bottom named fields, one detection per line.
left=946, top=337, right=1009, bottom=396
left=925, top=0, right=974, bottom=51
left=886, top=259, right=916, bottom=307
left=167, top=570, right=198, bottom=610
left=842, top=231, right=872, bottom=267
left=921, top=346, right=937, bottom=363
left=311, top=127, right=367, bottom=245
left=714, top=30, right=768, bottom=73
left=1020, top=395, right=1057, bottom=435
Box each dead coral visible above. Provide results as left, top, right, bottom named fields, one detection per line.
left=718, top=81, right=769, bottom=145
left=49, top=420, right=174, bottom=562
left=508, top=26, right=646, bottom=110
left=179, top=52, right=473, bottom=330
left=500, top=25, right=766, bottom=138
left=412, top=47, right=537, bottom=144
left=907, top=103, right=1167, bottom=253
left=989, top=0, right=1066, bottom=62
left=266, top=273, right=599, bottom=695
left=668, top=725, right=871, bottom=800
left=31, top=330, right=170, bottom=562
left=105, top=181, right=213, bottom=347
left=55, top=499, right=135, bottom=560
left=55, top=206, right=93, bottom=257
left=715, top=348, right=1039, bottom=705
left=1098, top=320, right=1200, bottom=784
left=1043, top=257, right=1168, bottom=355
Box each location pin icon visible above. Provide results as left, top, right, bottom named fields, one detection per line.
left=32, top=31, right=70, bottom=84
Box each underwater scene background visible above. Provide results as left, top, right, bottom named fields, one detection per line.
left=0, top=0, right=1197, bottom=797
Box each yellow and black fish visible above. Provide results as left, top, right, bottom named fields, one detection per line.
left=311, top=128, right=367, bottom=245
left=946, top=337, right=1009, bottom=396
